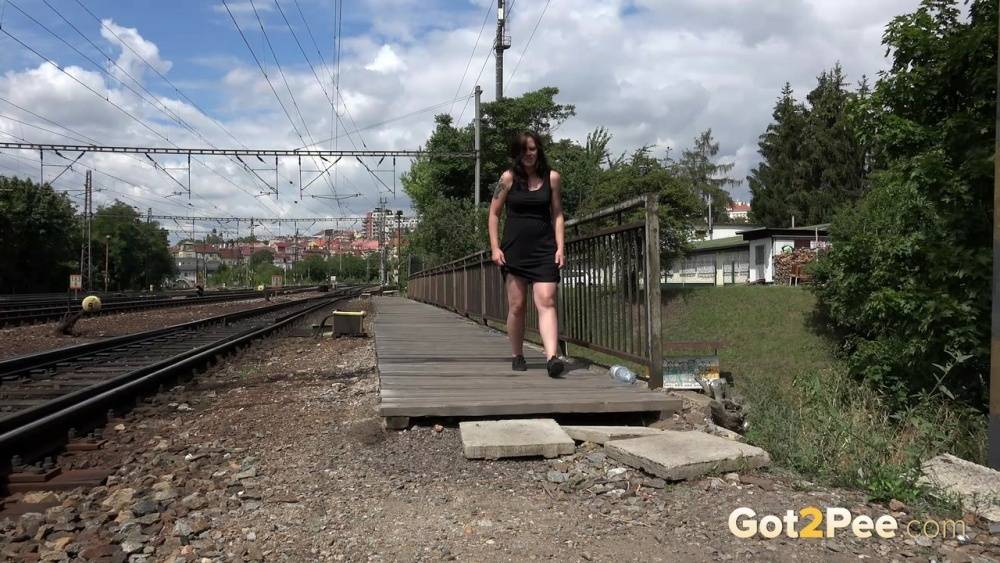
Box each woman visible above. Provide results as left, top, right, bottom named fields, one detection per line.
left=488, top=131, right=566, bottom=377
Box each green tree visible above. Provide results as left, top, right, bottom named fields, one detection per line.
left=250, top=248, right=275, bottom=268
left=749, top=67, right=871, bottom=227
left=748, top=83, right=809, bottom=226
left=407, top=198, right=486, bottom=267
left=91, top=202, right=175, bottom=290
left=402, top=87, right=576, bottom=214
left=0, top=176, right=79, bottom=293
left=672, top=129, right=738, bottom=224
left=579, top=146, right=702, bottom=261
left=291, top=254, right=330, bottom=283
left=547, top=127, right=612, bottom=217
left=812, top=0, right=996, bottom=406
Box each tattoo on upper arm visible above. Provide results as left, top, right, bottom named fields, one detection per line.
left=492, top=181, right=509, bottom=200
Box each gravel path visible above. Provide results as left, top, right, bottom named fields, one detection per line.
left=1, top=299, right=997, bottom=562
left=0, top=292, right=329, bottom=361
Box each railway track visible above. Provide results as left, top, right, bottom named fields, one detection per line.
left=0, top=284, right=371, bottom=487
left=0, top=285, right=320, bottom=327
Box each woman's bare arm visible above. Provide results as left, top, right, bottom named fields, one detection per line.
left=550, top=170, right=565, bottom=268
left=489, top=171, right=513, bottom=264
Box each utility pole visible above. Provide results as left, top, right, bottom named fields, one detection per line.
left=80, top=170, right=93, bottom=291
left=474, top=85, right=482, bottom=213
left=395, top=210, right=403, bottom=285
left=104, top=235, right=110, bottom=292
left=376, top=197, right=387, bottom=285
left=990, top=10, right=999, bottom=469
left=707, top=192, right=713, bottom=240
left=146, top=207, right=152, bottom=224
left=495, top=0, right=511, bottom=100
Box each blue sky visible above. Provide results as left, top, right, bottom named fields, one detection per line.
left=0, top=0, right=923, bottom=238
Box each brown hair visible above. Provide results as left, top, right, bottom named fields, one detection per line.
left=509, top=131, right=550, bottom=190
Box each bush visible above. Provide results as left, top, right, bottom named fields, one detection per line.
left=810, top=0, right=995, bottom=409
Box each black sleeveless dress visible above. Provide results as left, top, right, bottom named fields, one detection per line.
left=500, top=174, right=560, bottom=284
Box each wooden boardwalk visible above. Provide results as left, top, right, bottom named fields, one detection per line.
left=375, top=297, right=678, bottom=425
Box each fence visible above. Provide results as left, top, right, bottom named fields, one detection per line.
left=407, top=194, right=664, bottom=388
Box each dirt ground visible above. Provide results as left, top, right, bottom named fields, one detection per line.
left=0, top=292, right=328, bottom=361
left=1, top=299, right=997, bottom=562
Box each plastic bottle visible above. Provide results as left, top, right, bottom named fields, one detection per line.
left=609, top=365, right=637, bottom=385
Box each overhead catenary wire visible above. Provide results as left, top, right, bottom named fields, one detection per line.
left=450, top=0, right=494, bottom=119
left=0, top=12, right=287, bottom=214
left=457, top=49, right=494, bottom=125
left=72, top=0, right=252, bottom=151
left=506, top=0, right=551, bottom=88
left=62, top=0, right=293, bottom=205
left=248, top=0, right=315, bottom=143
left=226, top=0, right=349, bottom=206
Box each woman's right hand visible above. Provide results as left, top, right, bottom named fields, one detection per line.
left=492, top=247, right=506, bottom=266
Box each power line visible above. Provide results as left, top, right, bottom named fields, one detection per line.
left=304, top=94, right=473, bottom=148
left=450, top=0, right=494, bottom=119
left=271, top=0, right=351, bottom=202
left=0, top=27, right=171, bottom=143
left=72, top=0, right=252, bottom=151
left=0, top=142, right=476, bottom=158
left=278, top=0, right=359, bottom=151
left=457, top=49, right=494, bottom=125
left=67, top=1, right=291, bottom=215
left=506, top=0, right=550, bottom=88
left=222, top=0, right=307, bottom=143
left=248, top=0, right=314, bottom=143
left=0, top=15, right=283, bottom=208
left=0, top=95, right=101, bottom=144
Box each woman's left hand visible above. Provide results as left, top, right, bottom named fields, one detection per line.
left=555, top=248, right=565, bottom=269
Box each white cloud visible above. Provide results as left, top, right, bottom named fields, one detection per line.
left=364, top=45, right=407, bottom=74
left=0, top=0, right=926, bottom=225
left=100, top=19, right=172, bottom=84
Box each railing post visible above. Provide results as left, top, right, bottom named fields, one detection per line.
left=480, top=252, right=487, bottom=324
left=643, top=193, right=663, bottom=389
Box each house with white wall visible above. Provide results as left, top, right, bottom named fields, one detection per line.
left=666, top=224, right=829, bottom=286
left=743, top=225, right=830, bottom=283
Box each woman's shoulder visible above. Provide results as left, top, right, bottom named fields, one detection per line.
left=500, top=169, right=514, bottom=184
left=548, top=169, right=561, bottom=183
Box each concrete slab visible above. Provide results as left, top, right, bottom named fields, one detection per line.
left=460, top=419, right=575, bottom=460
left=561, top=425, right=664, bottom=444
left=919, top=454, right=1000, bottom=522
left=605, top=430, right=770, bottom=481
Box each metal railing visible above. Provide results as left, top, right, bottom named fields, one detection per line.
left=408, top=194, right=663, bottom=388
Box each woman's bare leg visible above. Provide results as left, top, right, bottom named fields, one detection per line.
left=505, top=275, right=528, bottom=356
left=533, top=282, right=559, bottom=358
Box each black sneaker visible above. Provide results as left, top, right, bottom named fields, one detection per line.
left=546, top=356, right=565, bottom=378
left=512, top=355, right=527, bottom=371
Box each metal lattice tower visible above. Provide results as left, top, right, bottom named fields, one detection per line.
left=79, top=170, right=93, bottom=291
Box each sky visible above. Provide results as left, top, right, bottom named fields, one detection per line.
left=0, top=0, right=922, bottom=239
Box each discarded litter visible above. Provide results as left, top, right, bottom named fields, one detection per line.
left=609, top=365, right=637, bottom=384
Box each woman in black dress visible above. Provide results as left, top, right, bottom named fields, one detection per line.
left=488, top=131, right=566, bottom=377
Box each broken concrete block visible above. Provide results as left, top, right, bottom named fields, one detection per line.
left=699, top=422, right=745, bottom=442
left=605, top=430, right=770, bottom=481
left=561, top=425, right=664, bottom=444
left=459, top=419, right=575, bottom=460
left=920, top=454, right=1000, bottom=522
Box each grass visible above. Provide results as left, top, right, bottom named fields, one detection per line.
left=661, top=285, right=985, bottom=513
left=417, top=283, right=985, bottom=511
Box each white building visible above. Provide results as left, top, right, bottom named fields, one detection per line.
left=726, top=201, right=751, bottom=221
left=666, top=225, right=829, bottom=286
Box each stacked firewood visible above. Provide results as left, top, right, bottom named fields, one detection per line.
left=772, top=248, right=818, bottom=285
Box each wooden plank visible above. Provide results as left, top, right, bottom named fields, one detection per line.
left=374, top=296, right=672, bottom=419
left=378, top=398, right=676, bottom=417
